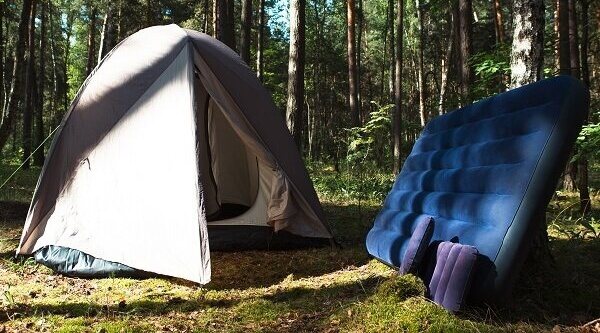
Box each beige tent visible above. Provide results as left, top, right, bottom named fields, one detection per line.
left=17, top=25, right=333, bottom=284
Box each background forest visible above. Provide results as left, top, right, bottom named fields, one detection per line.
left=1, top=0, right=600, bottom=331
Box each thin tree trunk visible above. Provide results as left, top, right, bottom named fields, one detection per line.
left=240, top=0, right=252, bottom=63
left=357, top=0, right=363, bottom=121
left=34, top=0, right=47, bottom=167
left=98, top=4, right=113, bottom=64
left=116, top=0, right=123, bottom=42
left=554, top=0, right=560, bottom=70
left=256, top=0, right=265, bottom=80
left=347, top=0, right=360, bottom=127
left=86, top=5, right=97, bottom=76
left=578, top=0, right=591, bottom=214
left=388, top=0, right=395, bottom=102
left=458, top=0, right=473, bottom=102
left=49, top=2, right=59, bottom=130
left=0, top=0, right=4, bottom=114
left=568, top=0, right=580, bottom=79
left=558, top=0, right=570, bottom=74
left=493, top=0, right=505, bottom=43
left=438, top=8, right=454, bottom=115
left=216, top=0, right=235, bottom=49
left=203, top=0, right=210, bottom=33
left=63, top=11, right=74, bottom=115
left=213, top=0, right=218, bottom=38
left=509, top=0, right=545, bottom=88
left=22, top=0, right=38, bottom=169
left=393, top=0, right=404, bottom=174
left=563, top=0, right=579, bottom=191
left=415, top=0, right=426, bottom=127
left=285, top=0, right=306, bottom=150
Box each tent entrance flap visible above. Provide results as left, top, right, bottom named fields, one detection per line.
left=194, top=77, right=260, bottom=223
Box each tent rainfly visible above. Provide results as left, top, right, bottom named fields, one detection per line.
left=16, top=25, right=334, bottom=284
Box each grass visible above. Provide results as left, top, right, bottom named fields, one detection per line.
left=1, top=162, right=599, bottom=332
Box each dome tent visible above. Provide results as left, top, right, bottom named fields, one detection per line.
left=17, top=25, right=333, bottom=284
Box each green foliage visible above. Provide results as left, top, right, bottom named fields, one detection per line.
left=471, top=44, right=511, bottom=100
left=345, top=103, right=393, bottom=164
left=576, top=120, right=600, bottom=161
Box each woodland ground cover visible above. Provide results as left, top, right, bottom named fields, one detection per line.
left=0, top=163, right=599, bottom=332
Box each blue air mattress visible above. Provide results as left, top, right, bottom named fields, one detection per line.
left=366, top=76, right=589, bottom=302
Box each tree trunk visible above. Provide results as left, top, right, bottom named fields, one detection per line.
left=34, top=0, right=47, bottom=167
left=509, top=0, right=545, bottom=89
left=240, top=0, right=252, bottom=63
left=388, top=0, right=395, bottom=103
left=357, top=0, right=363, bottom=122
left=0, top=0, right=4, bottom=113
left=63, top=12, right=74, bottom=115
left=438, top=8, right=454, bottom=116
left=49, top=2, right=60, bottom=130
left=86, top=5, right=98, bottom=77
left=563, top=0, right=579, bottom=191
left=116, top=0, right=123, bottom=42
left=22, top=0, right=38, bottom=169
left=203, top=0, right=210, bottom=33
left=393, top=0, right=404, bottom=175
left=458, top=0, right=473, bottom=103
left=256, top=0, right=265, bottom=80
left=493, top=0, right=505, bottom=43
left=567, top=0, right=580, bottom=79
left=415, top=0, right=426, bottom=127
left=578, top=0, right=591, bottom=215
left=216, top=0, right=235, bottom=49
left=285, top=0, right=306, bottom=150
left=98, top=4, right=113, bottom=64
left=347, top=0, right=360, bottom=127
left=558, top=0, right=570, bottom=74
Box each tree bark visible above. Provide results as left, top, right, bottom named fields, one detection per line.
left=34, top=0, right=47, bottom=167
left=357, top=0, right=363, bottom=122
left=98, top=4, right=113, bottom=64
left=347, top=0, right=360, bottom=127
left=509, top=0, right=545, bottom=89
left=285, top=0, right=306, bottom=150
left=216, top=0, right=235, bottom=49
left=562, top=0, right=579, bottom=192
left=393, top=0, right=404, bottom=175
left=240, top=0, right=252, bottom=63
left=578, top=0, right=591, bottom=215
left=256, top=0, right=265, bottom=80
left=0, top=0, right=4, bottom=113
left=22, top=0, right=38, bottom=169
left=415, top=0, right=426, bottom=127
left=458, top=0, right=473, bottom=102
left=567, top=0, right=580, bottom=79
left=388, top=0, right=395, bottom=103
left=86, top=4, right=98, bottom=77
left=203, top=0, right=210, bottom=33
left=493, top=0, right=505, bottom=43
left=438, top=8, right=454, bottom=116
left=558, top=0, right=570, bottom=74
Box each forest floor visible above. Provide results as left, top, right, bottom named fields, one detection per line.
left=0, top=163, right=599, bottom=332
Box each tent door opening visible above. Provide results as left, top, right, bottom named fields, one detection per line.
left=194, top=74, right=260, bottom=223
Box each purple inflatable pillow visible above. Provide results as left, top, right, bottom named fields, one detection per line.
left=400, top=216, right=434, bottom=275
left=426, top=241, right=478, bottom=313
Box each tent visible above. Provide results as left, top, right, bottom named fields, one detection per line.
left=16, top=25, right=333, bottom=284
